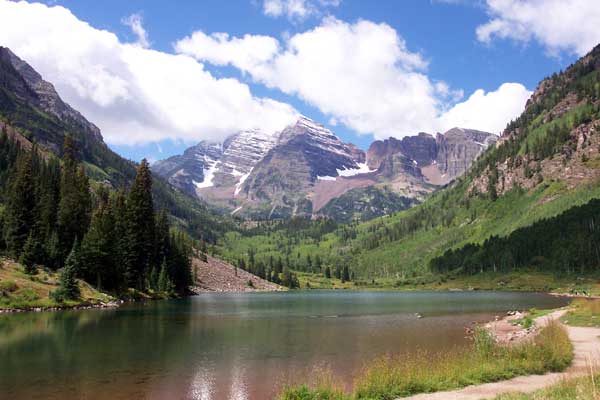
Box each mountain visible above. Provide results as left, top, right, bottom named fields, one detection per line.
left=0, top=46, right=227, bottom=242
left=367, top=128, right=497, bottom=186
left=154, top=115, right=495, bottom=221
left=217, top=43, right=600, bottom=284
left=238, top=116, right=367, bottom=218
left=153, top=116, right=370, bottom=218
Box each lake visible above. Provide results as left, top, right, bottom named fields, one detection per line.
left=0, top=290, right=568, bottom=400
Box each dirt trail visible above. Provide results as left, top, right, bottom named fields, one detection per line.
left=402, top=310, right=600, bottom=400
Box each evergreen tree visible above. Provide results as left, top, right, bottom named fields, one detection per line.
left=255, top=261, right=266, bottom=279
left=154, top=209, right=169, bottom=267
left=111, top=189, right=129, bottom=290
left=158, top=258, right=169, bottom=293
left=281, top=268, right=300, bottom=289
left=57, top=137, right=91, bottom=260
left=4, top=151, right=35, bottom=256
left=80, top=203, right=121, bottom=291
left=124, top=159, right=155, bottom=290
left=166, top=231, right=193, bottom=293
left=19, top=233, right=38, bottom=274
left=150, top=265, right=159, bottom=291
left=52, top=239, right=81, bottom=301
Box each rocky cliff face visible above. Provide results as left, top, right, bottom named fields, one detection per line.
left=367, top=128, right=496, bottom=186
left=0, top=47, right=103, bottom=144
left=469, top=43, right=600, bottom=198
left=436, top=128, right=497, bottom=182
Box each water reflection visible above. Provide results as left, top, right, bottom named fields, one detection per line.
left=0, top=291, right=569, bottom=399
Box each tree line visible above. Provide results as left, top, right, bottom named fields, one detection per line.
left=0, top=129, right=193, bottom=299
left=429, top=198, right=600, bottom=276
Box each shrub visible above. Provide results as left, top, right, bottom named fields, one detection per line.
left=0, top=280, right=18, bottom=294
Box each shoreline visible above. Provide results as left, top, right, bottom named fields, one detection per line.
left=0, top=300, right=122, bottom=314
left=0, top=287, right=570, bottom=314
left=484, top=308, right=568, bottom=344
left=549, top=291, right=600, bottom=300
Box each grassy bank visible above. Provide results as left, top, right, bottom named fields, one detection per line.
left=495, top=373, right=600, bottom=399
left=0, top=258, right=114, bottom=310
left=561, top=299, right=600, bottom=327
left=279, top=321, right=572, bottom=400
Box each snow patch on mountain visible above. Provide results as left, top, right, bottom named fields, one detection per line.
left=337, top=162, right=376, bottom=177
left=317, top=162, right=376, bottom=181
left=194, top=161, right=220, bottom=189
left=317, top=175, right=337, bottom=181
left=234, top=168, right=252, bottom=196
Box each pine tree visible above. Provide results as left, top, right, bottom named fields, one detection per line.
left=53, top=239, right=81, bottom=301
left=4, top=151, right=35, bottom=256
left=158, top=258, right=169, bottom=293
left=154, top=209, right=169, bottom=267
left=45, top=230, right=61, bottom=270
left=125, top=159, right=155, bottom=290
left=111, top=189, right=130, bottom=291
left=167, top=231, right=193, bottom=293
left=80, top=203, right=120, bottom=291
left=19, top=233, right=38, bottom=274
left=57, top=137, right=91, bottom=260
left=150, top=266, right=159, bottom=291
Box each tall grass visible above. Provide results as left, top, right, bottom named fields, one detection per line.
left=279, top=367, right=349, bottom=400
left=279, top=321, right=573, bottom=400
left=561, top=299, right=600, bottom=327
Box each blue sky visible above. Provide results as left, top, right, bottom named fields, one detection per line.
left=1, top=0, right=597, bottom=162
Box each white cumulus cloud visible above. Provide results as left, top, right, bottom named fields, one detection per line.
left=262, top=0, right=341, bottom=21
left=439, top=83, right=532, bottom=135
left=176, top=17, right=530, bottom=139
left=0, top=0, right=298, bottom=145
left=477, top=0, right=600, bottom=56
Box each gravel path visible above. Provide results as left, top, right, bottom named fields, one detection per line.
left=401, top=310, right=600, bottom=400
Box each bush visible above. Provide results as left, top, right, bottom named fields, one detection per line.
left=0, top=280, right=18, bottom=294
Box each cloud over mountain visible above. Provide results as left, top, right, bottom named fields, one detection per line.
left=0, top=0, right=298, bottom=145
left=177, top=17, right=531, bottom=139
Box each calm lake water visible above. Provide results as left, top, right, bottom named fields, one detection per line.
left=0, top=291, right=568, bottom=400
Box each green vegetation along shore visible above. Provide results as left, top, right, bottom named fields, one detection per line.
left=279, top=321, right=572, bottom=400
left=0, top=258, right=113, bottom=311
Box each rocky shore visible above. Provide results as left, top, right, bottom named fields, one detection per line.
left=0, top=300, right=122, bottom=314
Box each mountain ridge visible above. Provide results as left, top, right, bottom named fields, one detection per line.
left=154, top=115, right=496, bottom=221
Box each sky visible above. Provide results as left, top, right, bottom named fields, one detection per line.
left=1, top=0, right=599, bottom=162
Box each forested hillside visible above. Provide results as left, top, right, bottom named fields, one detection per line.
left=0, top=132, right=193, bottom=298
left=217, top=44, right=600, bottom=283
left=430, top=198, right=600, bottom=276
left=0, top=47, right=228, bottom=244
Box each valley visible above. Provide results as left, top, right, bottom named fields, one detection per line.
left=1, top=2, right=600, bottom=399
